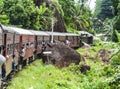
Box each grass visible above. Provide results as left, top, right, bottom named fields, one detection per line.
left=7, top=59, right=113, bottom=89
left=7, top=60, right=82, bottom=89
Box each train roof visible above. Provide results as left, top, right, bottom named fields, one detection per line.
left=47, top=32, right=66, bottom=36
left=64, top=33, right=79, bottom=36
left=30, top=30, right=49, bottom=36
left=47, top=32, right=79, bottom=36
left=2, top=25, right=34, bottom=35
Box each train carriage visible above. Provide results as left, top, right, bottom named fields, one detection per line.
left=1, top=25, right=34, bottom=76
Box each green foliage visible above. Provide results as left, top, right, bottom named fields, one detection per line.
left=38, top=3, right=56, bottom=31
left=94, top=0, right=103, bottom=17
left=112, top=30, right=119, bottom=42
left=51, top=0, right=64, bottom=16
left=59, top=0, right=92, bottom=31
left=0, top=14, right=9, bottom=25
left=93, top=0, right=114, bottom=35
left=113, top=15, right=120, bottom=32
left=109, top=66, right=120, bottom=89
left=111, top=1, right=120, bottom=32
left=94, top=0, right=114, bottom=21
left=3, top=0, right=36, bottom=28
left=7, top=60, right=82, bottom=89
left=1, top=0, right=93, bottom=32
left=115, top=30, right=120, bottom=42
left=7, top=59, right=112, bottom=89
left=110, top=47, right=120, bottom=66
left=0, top=0, right=9, bottom=25
left=2, top=0, right=55, bottom=30
left=111, top=0, right=119, bottom=15
left=0, top=0, right=4, bottom=12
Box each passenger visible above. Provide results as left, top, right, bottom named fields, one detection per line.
left=66, top=39, right=70, bottom=46
left=0, top=47, right=6, bottom=87
left=12, top=54, right=16, bottom=73
left=19, top=46, right=25, bottom=70
left=42, top=40, right=46, bottom=51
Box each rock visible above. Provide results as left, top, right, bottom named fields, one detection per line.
left=80, top=64, right=90, bottom=74
left=42, top=43, right=84, bottom=68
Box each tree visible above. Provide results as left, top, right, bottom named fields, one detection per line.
left=3, top=0, right=31, bottom=28
left=0, top=0, right=9, bottom=25
left=111, top=0, right=120, bottom=32
left=59, top=0, right=92, bottom=32
left=94, top=0, right=114, bottom=21
left=111, top=0, right=119, bottom=16
left=33, top=0, right=67, bottom=32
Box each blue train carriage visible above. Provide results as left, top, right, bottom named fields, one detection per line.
left=1, top=25, right=35, bottom=76
left=30, top=30, right=50, bottom=55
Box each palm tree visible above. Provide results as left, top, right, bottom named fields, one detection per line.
left=70, top=1, right=90, bottom=31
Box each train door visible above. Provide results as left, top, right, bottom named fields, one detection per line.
left=36, top=36, right=43, bottom=54
left=5, top=33, right=14, bottom=76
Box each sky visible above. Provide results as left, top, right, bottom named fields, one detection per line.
left=88, top=0, right=96, bottom=10
left=75, top=0, right=96, bottom=12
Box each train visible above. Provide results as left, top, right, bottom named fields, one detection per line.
left=0, top=23, right=82, bottom=86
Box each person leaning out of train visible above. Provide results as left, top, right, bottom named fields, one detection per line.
left=12, top=54, right=16, bottom=73
left=19, top=46, right=25, bottom=70
left=0, top=47, right=6, bottom=87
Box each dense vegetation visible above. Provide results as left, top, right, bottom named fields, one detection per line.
left=111, top=0, right=120, bottom=33
left=94, top=0, right=114, bottom=21
left=0, top=0, right=92, bottom=32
